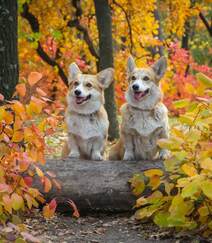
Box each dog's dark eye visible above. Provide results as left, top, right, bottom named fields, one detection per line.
left=86, top=83, right=92, bottom=88
left=143, top=76, right=149, bottom=81
left=131, top=75, right=136, bottom=80
left=74, top=81, right=79, bottom=86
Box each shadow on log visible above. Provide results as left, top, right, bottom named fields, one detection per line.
left=36, top=159, right=164, bottom=214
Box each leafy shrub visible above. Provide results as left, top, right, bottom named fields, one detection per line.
left=130, top=73, right=212, bottom=237
left=0, top=72, right=62, bottom=241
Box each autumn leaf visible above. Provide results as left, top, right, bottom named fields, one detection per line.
left=12, top=131, right=24, bottom=142
left=67, top=199, right=80, bottom=218
left=43, top=176, right=52, bottom=193
left=11, top=193, right=24, bottom=211
left=28, top=72, right=42, bottom=86
left=35, top=166, right=44, bottom=177
left=0, top=93, right=4, bottom=101
left=16, top=83, right=26, bottom=97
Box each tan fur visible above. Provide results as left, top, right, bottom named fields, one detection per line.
left=62, top=63, right=114, bottom=160
left=109, top=56, right=169, bottom=161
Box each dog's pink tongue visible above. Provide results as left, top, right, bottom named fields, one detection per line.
left=76, top=97, right=86, bottom=104
left=134, top=92, right=144, bottom=101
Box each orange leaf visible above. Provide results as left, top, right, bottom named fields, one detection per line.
left=67, top=199, right=80, bottom=218
left=52, top=179, right=62, bottom=191
left=28, top=72, right=42, bottom=86
left=36, top=87, right=47, bottom=96
left=43, top=176, right=52, bottom=193
left=12, top=130, right=24, bottom=142
left=16, top=83, right=26, bottom=97
left=2, top=194, right=12, bottom=213
left=43, top=199, right=57, bottom=219
left=12, top=101, right=26, bottom=120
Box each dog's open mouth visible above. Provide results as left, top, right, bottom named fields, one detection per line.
left=76, top=94, right=91, bottom=105
left=134, top=89, right=150, bottom=101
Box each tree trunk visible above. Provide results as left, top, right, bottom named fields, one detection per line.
left=35, top=159, right=164, bottom=214
left=153, top=7, right=164, bottom=57
left=182, top=20, right=190, bottom=50
left=0, top=0, right=18, bottom=99
left=93, top=0, right=119, bottom=140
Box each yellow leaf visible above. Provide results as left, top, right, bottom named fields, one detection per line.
left=144, top=169, right=163, bottom=177
left=11, top=193, right=24, bottom=211
left=4, top=111, right=14, bottom=124
left=181, top=164, right=197, bottom=177
left=35, top=166, right=44, bottom=177
left=198, top=206, right=209, bottom=217
left=201, top=181, right=212, bottom=200
left=200, top=158, right=212, bottom=171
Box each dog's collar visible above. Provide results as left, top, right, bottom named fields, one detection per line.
left=128, top=102, right=161, bottom=112
left=69, top=109, right=99, bottom=117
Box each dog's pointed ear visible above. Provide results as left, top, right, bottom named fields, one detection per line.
left=68, top=63, right=82, bottom=84
left=127, top=55, right=136, bottom=73
left=97, top=68, right=114, bottom=89
left=151, top=56, right=167, bottom=81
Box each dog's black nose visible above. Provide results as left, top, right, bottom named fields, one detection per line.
left=74, top=89, right=81, bottom=96
left=132, top=84, right=139, bottom=91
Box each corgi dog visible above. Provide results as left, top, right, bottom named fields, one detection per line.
left=109, top=56, right=169, bottom=161
left=62, top=63, right=114, bottom=160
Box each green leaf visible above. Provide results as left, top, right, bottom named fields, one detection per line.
left=52, top=30, right=63, bottom=40
left=181, top=181, right=200, bottom=198
left=129, top=174, right=145, bottom=196
left=196, top=73, right=212, bottom=88
left=154, top=211, right=170, bottom=227
left=173, top=99, right=190, bottom=108
left=11, top=193, right=24, bottom=211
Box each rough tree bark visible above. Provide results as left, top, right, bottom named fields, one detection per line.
left=182, top=21, right=190, bottom=50
left=153, top=7, right=164, bottom=57
left=94, top=0, right=119, bottom=140
left=0, top=0, right=18, bottom=99
left=35, top=159, right=164, bottom=214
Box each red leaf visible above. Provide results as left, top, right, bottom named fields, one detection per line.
left=0, top=93, right=4, bottom=101
left=49, top=198, right=57, bottom=211
left=23, top=176, right=33, bottom=187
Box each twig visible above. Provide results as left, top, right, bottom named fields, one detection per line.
left=68, top=0, right=99, bottom=59
left=21, top=3, right=69, bottom=86
left=112, top=0, right=134, bottom=54
left=199, top=12, right=212, bottom=37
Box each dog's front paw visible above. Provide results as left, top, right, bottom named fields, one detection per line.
left=91, top=152, right=103, bottom=161
left=123, top=151, right=135, bottom=161
left=68, top=151, right=80, bottom=159
left=159, top=149, right=170, bottom=160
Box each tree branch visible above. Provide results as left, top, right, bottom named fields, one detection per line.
left=199, top=12, right=212, bottom=37
left=21, top=3, right=69, bottom=86
left=68, top=0, right=99, bottom=60
left=112, top=0, right=134, bottom=54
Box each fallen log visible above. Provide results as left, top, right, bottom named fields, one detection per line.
left=36, top=159, right=164, bottom=214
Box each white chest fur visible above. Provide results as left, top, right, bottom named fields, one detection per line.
left=66, top=111, right=109, bottom=140
left=122, top=103, right=168, bottom=137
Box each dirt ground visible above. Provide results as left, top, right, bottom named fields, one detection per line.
left=24, top=212, right=211, bottom=243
